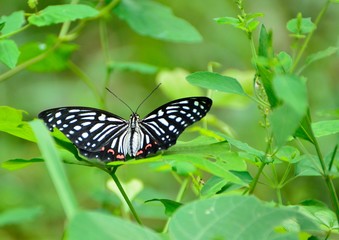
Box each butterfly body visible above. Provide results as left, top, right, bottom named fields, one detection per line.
left=38, top=97, right=212, bottom=162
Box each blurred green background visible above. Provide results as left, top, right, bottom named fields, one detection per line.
left=0, top=0, right=338, bottom=239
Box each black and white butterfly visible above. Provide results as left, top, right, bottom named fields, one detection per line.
left=38, top=97, right=212, bottom=162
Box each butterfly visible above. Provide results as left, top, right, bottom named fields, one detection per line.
left=38, top=97, right=212, bottom=162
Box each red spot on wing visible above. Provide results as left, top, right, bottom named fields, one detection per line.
left=145, top=144, right=152, bottom=150
left=107, top=149, right=115, bottom=154
left=116, top=154, right=125, bottom=160
left=136, top=150, right=144, bottom=156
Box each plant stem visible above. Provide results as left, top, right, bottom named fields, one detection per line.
left=314, top=139, right=339, bottom=220
left=291, top=0, right=331, bottom=73
left=162, top=177, right=189, bottom=233
left=247, top=161, right=266, bottom=194
left=108, top=168, right=143, bottom=225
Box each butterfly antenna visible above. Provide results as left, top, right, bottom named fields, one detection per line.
left=105, top=87, right=134, bottom=113
left=135, top=83, right=161, bottom=113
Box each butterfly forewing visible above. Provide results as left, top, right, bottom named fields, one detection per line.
left=140, top=97, right=212, bottom=151
left=38, top=107, right=128, bottom=153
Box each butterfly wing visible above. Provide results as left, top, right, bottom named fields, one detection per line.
left=136, top=97, right=212, bottom=158
left=38, top=107, right=129, bottom=161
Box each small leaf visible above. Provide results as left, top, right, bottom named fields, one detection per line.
left=0, top=206, right=43, bottom=227
left=286, top=17, right=316, bottom=35
left=214, top=16, right=240, bottom=26
left=1, top=158, right=43, bottom=170
left=275, top=146, right=300, bottom=163
left=28, top=4, right=99, bottom=26
left=108, top=61, right=158, bottom=74
left=0, top=11, right=25, bottom=35
left=186, top=71, right=246, bottom=96
left=145, top=199, right=182, bottom=217
left=305, top=46, right=338, bottom=67
left=312, top=120, right=339, bottom=138
left=276, top=51, right=293, bottom=73
left=200, top=176, right=228, bottom=198
left=113, top=0, right=202, bottom=43
left=171, top=161, right=197, bottom=176
left=68, top=211, right=161, bottom=240
left=0, top=40, right=20, bottom=68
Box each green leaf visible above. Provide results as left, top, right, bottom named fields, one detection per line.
left=113, top=0, right=202, bottom=43
left=108, top=61, right=158, bottom=74
left=186, top=71, right=246, bottom=95
left=169, top=195, right=319, bottom=240
left=0, top=40, right=20, bottom=68
left=214, top=16, right=240, bottom=26
left=0, top=106, right=36, bottom=142
left=295, top=155, right=322, bottom=176
left=30, top=119, right=78, bottom=220
left=19, top=35, right=78, bottom=72
left=270, top=75, right=308, bottom=146
left=0, top=11, right=25, bottom=35
left=171, top=161, right=197, bottom=176
left=299, top=200, right=339, bottom=231
left=275, top=146, right=300, bottom=163
left=145, top=199, right=182, bottom=217
left=1, top=158, right=43, bottom=170
left=28, top=4, right=99, bottom=26
left=200, top=176, right=229, bottom=198
left=286, top=17, right=316, bottom=35
left=304, top=46, right=339, bottom=71
left=312, top=120, right=339, bottom=138
left=258, top=24, right=273, bottom=58
left=68, top=211, right=161, bottom=240
left=0, top=206, right=43, bottom=227
left=276, top=51, right=293, bottom=73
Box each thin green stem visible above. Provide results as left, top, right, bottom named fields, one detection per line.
left=291, top=0, right=331, bottom=73
left=108, top=169, right=143, bottom=225
left=314, top=139, right=339, bottom=221
left=247, top=161, right=266, bottom=194
left=0, top=41, right=60, bottom=83
left=162, top=177, right=189, bottom=233
left=58, top=0, right=80, bottom=38
left=0, top=24, right=30, bottom=40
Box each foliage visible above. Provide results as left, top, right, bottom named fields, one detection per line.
left=0, top=0, right=338, bottom=239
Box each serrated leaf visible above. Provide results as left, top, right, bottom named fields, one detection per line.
left=108, top=61, right=158, bottom=74
left=0, top=11, right=25, bottom=35
left=28, top=4, right=99, bottom=26
left=169, top=195, right=319, bottom=240
left=0, top=206, right=43, bottom=227
left=0, top=40, right=20, bottom=68
left=67, top=211, right=161, bottom=240
left=312, top=120, right=339, bottom=138
left=1, top=158, right=44, bottom=170
left=145, top=199, right=182, bottom=217
left=113, top=0, right=202, bottom=43
left=186, top=71, right=246, bottom=96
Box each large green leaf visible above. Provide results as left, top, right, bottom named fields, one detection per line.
left=0, top=11, right=25, bottom=35
left=0, top=39, right=20, bottom=68
left=312, top=120, right=339, bottom=138
left=169, top=195, right=319, bottom=240
left=186, top=71, right=246, bottom=95
left=113, top=0, right=202, bottom=43
left=67, top=211, right=161, bottom=240
left=28, top=4, right=99, bottom=26
left=270, top=74, right=308, bottom=146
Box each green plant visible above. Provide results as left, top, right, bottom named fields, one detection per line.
left=0, top=0, right=338, bottom=239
